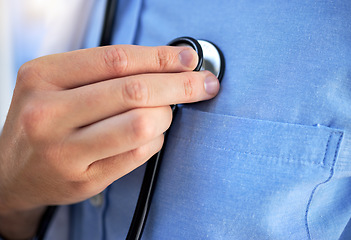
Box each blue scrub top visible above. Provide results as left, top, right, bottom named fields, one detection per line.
left=49, top=0, right=351, bottom=239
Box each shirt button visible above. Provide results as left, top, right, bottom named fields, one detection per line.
left=89, top=192, right=104, bottom=207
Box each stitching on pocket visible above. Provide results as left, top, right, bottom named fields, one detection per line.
left=304, top=131, right=343, bottom=239
left=321, top=133, right=333, bottom=167
left=169, top=134, right=330, bottom=167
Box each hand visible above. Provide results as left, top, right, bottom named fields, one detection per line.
left=0, top=45, right=219, bottom=239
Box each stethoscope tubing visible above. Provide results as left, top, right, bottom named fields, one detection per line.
left=100, top=0, right=118, bottom=46
left=127, top=105, right=178, bottom=240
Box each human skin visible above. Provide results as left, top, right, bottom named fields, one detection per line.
left=0, top=45, right=219, bottom=239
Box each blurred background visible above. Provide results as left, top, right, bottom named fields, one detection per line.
left=0, top=0, right=94, bottom=127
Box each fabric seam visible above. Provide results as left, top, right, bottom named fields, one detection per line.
left=321, top=133, right=333, bottom=166
left=304, top=131, right=343, bottom=240
left=169, top=134, right=332, bottom=167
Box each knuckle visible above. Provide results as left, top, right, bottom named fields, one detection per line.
left=16, top=61, right=41, bottom=88
left=122, top=78, right=149, bottom=105
left=155, top=47, right=174, bottom=70
left=130, top=146, right=149, bottom=161
left=56, top=166, right=92, bottom=191
left=182, top=72, right=197, bottom=99
left=103, top=46, right=128, bottom=74
left=17, top=63, right=31, bottom=81
left=131, top=136, right=164, bottom=164
left=21, top=101, right=52, bottom=139
left=131, top=112, right=155, bottom=142
left=68, top=180, right=96, bottom=198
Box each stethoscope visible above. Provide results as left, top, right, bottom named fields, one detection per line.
left=125, top=37, right=226, bottom=240
left=127, top=36, right=224, bottom=240
left=37, top=0, right=224, bottom=239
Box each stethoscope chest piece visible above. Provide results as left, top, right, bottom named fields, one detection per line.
left=168, top=36, right=225, bottom=81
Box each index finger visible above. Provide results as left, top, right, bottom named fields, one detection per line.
left=29, top=45, right=199, bottom=89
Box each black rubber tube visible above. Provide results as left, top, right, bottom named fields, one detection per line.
left=100, top=0, right=118, bottom=46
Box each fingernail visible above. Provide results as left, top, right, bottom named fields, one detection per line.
left=179, top=48, right=196, bottom=68
left=204, top=74, right=220, bottom=95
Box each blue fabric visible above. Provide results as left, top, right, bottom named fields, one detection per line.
left=143, top=108, right=345, bottom=239
left=64, top=0, right=351, bottom=239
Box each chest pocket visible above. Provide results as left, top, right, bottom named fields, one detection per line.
left=143, top=107, right=344, bottom=240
